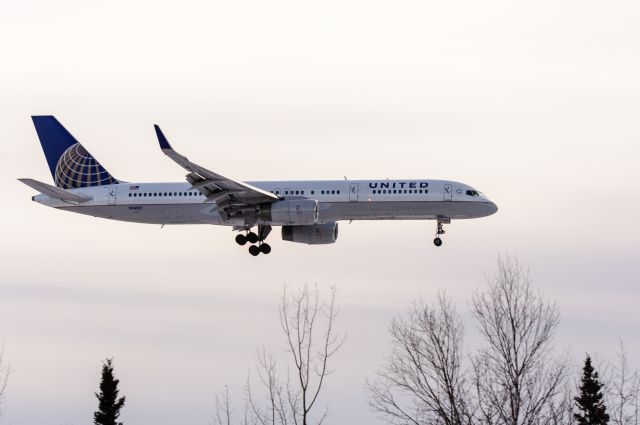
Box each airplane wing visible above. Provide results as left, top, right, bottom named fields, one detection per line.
left=18, top=178, right=93, bottom=203
left=154, top=125, right=278, bottom=210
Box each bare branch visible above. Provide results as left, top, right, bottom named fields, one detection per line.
left=367, top=291, right=471, bottom=425
left=241, top=285, right=344, bottom=425
left=214, top=386, right=233, bottom=425
left=0, top=343, right=10, bottom=420
left=605, top=341, right=640, bottom=425
left=470, top=254, right=569, bottom=425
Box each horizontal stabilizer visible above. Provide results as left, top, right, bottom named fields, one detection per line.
left=18, top=178, right=93, bottom=203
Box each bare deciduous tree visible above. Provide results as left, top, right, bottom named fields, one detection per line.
left=245, top=349, right=299, bottom=425
left=368, top=256, right=571, bottom=425
left=471, top=255, right=569, bottom=425
left=213, top=385, right=259, bottom=425
left=605, top=342, right=640, bottom=425
left=0, top=344, right=10, bottom=420
left=367, top=292, right=471, bottom=425
left=216, top=285, right=344, bottom=425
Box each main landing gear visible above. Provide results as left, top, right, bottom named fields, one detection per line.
left=433, top=218, right=449, bottom=247
left=235, top=225, right=272, bottom=256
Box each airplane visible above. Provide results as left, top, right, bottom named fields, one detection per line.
left=20, top=116, right=498, bottom=256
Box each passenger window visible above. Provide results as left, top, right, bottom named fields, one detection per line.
left=285, top=191, right=289, bottom=195
left=311, top=190, right=314, bottom=195
left=301, top=191, right=305, bottom=195
left=321, top=190, right=325, bottom=194
left=337, top=190, right=340, bottom=194
left=331, top=190, right=335, bottom=194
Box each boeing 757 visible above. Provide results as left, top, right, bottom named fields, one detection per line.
left=20, top=116, right=498, bottom=255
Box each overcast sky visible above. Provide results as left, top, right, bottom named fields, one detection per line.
left=1, top=0, right=639, bottom=424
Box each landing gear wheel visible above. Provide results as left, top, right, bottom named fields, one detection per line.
left=433, top=219, right=447, bottom=247
left=235, top=234, right=247, bottom=246
left=249, top=245, right=260, bottom=256
left=260, top=243, right=272, bottom=254
left=247, top=232, right=259, bottom=244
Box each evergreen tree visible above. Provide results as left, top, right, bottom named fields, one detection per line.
left=94, top=358, right=126, bottom=425
left=575, top=354, right=609, bottom=425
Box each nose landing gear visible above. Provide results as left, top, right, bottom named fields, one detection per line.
left=433, top=218, right=449, bottom=247
left=236, top=225, right=272, bottom=256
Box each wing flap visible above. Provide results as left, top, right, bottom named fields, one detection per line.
left=18, top=178, right=93, bottom=203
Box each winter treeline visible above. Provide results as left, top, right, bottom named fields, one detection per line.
left=216, top=256, right=639, bottom=425
left=367, top=256, right=639, bottom=425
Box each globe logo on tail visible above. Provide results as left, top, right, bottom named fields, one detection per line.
left=54, top=143, right=118, bottom=189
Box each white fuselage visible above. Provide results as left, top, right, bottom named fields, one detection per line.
left=33, top=179, right=498, bottom=226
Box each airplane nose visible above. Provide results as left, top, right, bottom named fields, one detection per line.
left=487, top=201, right=498, bottom=215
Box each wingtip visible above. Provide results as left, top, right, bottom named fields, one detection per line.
left=154, top=124, right=172, bottom=150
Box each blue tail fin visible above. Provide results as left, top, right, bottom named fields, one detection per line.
left=31, top=116, right=119, bottom=189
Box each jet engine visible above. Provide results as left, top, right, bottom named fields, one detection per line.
left=262, top=199, right=319, bottom=226
left=281, top=222, right=338, bottom=245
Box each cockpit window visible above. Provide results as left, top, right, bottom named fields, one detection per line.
left=466, top=190, right=481, bottom=197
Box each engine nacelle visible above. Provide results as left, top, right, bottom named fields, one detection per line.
left=263, top=199, right=319, bottom=226
left=281, top=222, right=339, bottom=245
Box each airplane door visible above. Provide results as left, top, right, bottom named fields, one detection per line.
left=349, top=183, right=359, bottom=201
left=107, top=186, right=117, bottom=205
left=443, top=183, right=453, bottom=201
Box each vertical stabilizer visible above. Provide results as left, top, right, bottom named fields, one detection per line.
left=31, top=116, right=119, bottom=189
